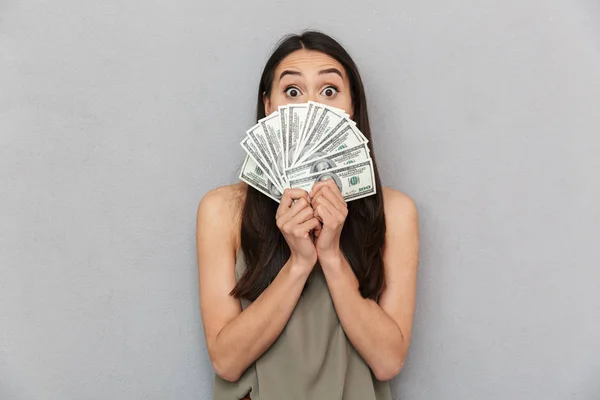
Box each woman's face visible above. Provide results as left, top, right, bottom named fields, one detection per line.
left=264, top=49, right=354, bottom=118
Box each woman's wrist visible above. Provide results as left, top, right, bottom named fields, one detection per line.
left=317, top=248, right=345, bottom=271
left=286, top=255, right=315, bottom=279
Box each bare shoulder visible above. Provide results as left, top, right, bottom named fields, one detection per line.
left=381, top=186, right=418, bottom=224
left=198, top=182, right=246, bottom=213
left=197, top=182, right=246, bottom=249
left=381, top=186, right=419, bottom=250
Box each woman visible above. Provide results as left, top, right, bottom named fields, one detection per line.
left=196, top=31, right=419, bottom=400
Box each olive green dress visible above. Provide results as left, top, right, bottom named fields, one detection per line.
left=212, top=251, right=392, bottom=400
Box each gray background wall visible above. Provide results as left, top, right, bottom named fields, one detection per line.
left=1, top=0, right=599, bottom=399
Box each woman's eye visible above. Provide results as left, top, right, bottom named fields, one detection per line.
left=321, top=86, right=339, bottom=98
left=285, top=87, right=301, bottom=98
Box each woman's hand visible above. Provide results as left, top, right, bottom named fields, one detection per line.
left=310, top=180, right=348, bottom=261
left=276, top=188, right=321, bottom=271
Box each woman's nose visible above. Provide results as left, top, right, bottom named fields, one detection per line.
left=306, top=91, right=318, bottom=103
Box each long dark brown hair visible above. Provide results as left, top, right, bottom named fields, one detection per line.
left=231, top=31, right=387, bottom=302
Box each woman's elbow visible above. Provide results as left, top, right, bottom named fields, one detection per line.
left=372, top=358, right=405, bottom=382
left=212, top=357, right=243, bottom=383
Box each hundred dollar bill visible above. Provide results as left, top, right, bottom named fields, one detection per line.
left=294, top=103, right=348, bottom=164
left=240, top=136, right=284, bottom=192
left=278, top=105, right=289, bottom=171
left=259, top=112, right=284, bottom=181
left=340, top=117, right=367, bottom=142
left=286, top=104, right=309, bottom=169
left=295, top=102, right=319, bottom=161
left=285, top=143, right=371, bottom=181
left=317, top=102, right=349, bottom=119
left=288, top=159, right=376, bottom=202
left=299, top=102, right=349, bottom=144
left=294, top=102, right=321, bottom=164
left=239, top=155, right=282, bottom=202
left=245, top=123, right=284, bottom=189
left=300, top=100, right=354, bottom=142
left=296, top=121, right=367, bottom=165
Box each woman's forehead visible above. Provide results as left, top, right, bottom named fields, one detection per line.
left=275, top=50, right=346, bottom=78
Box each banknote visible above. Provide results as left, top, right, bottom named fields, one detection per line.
left=245, top=123, right=285, bottom=189
left=239, top=155, right=282, bottom=202
left=278, top=105, right=289, bottom=171
left=295, top=121, right=368, bottom=165
left=240, top=136, right=284, bottom=192
left=318, top=102, right=349, bottom=119
left=286, top=104, right=309, bottom=169
left=284, top=143, right=371, bottom=181
left=288, top=159, right=376, bottom=202
left=259, top=113, right=284, bottom=180
left=298, top=101, right=348, bottom=144
left=296, top=102, right=319, bottom=159
left=294, top=104, right=348, bottom=164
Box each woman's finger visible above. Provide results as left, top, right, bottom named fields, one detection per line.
left=314, top=186, right=346, bottom=215
left=313, top=222, right=322, bottom=238
left=276, top=188, right=310, bottom=220
left=296, top=217, right=322, bottom=239
left=315, top=179, right=345, bottom=204
left=313, top=195, right=337, bottom=226
left=277, top=196, right=311, bottom=227
left=313, top=201, right=323, bottom=222
left=290, top=206, right=316, bottom=226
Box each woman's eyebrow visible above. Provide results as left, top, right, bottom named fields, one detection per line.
left=318, top=68, right=343, bottom=80
left=279, top=70, right=303, bottom=80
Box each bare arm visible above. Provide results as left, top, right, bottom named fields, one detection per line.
left=311, top=184, right=419, bottom=381
left=197, top=186, right=319, bottom=382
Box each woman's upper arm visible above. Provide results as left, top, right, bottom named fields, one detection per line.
left=196, top=188, right=242, bottom=355
left=378, top=188, right=420, bottom=347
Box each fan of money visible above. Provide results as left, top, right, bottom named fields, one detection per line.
left=239, top=101, right=376, bottom=202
